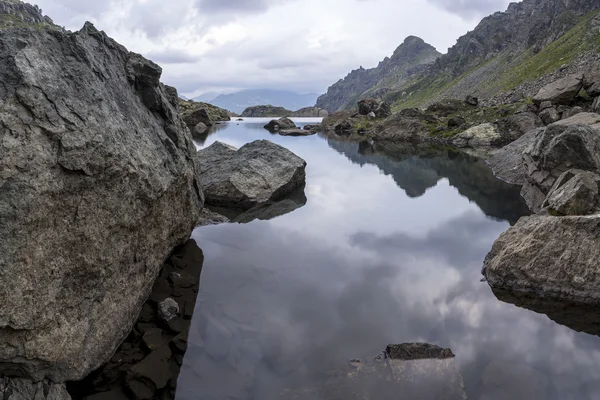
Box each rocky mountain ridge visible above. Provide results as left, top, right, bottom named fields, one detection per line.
left=318, top=0, right=600, bottom=112
left=316, top=36, right=441, bottom=112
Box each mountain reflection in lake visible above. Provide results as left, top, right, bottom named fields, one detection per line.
left=176, top=118, right=600, bottom=400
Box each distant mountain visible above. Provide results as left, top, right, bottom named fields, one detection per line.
left=318, top=0, right=600, bottom=112
left=317, top=36, right=441, bottom=112
left=192, top=91, right=219, bottom=103
left=208, top=89, right=320, bottom=114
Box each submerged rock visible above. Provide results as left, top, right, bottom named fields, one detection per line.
left=197, top=140, right=307, bottom=210
left=278, top=343, right=466, bottom=400
left=483, top=215, right=600, bottom=304
left=0, top=13, right=202, bottom=383
left=279, top=128, right=316, bottom=136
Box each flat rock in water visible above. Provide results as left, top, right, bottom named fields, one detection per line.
left=483, top=214, right=600, bottom=304
left=197, top=140, right=307, bottom=210
left=386, top=343, right=455, bottom=360
left=279, top=128, right=316, bottom=136
left=278, top=344, right=466, bottom=400
left=0, top=13, right=203, bottom=382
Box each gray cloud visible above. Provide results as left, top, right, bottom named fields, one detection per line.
left=195, top=0, right=294, bottom=14
left=144, top=49, right=200, bottom=64
left=426, top=0, right=510, bottom=19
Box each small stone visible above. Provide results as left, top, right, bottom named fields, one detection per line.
left=539, top=101, right=553, bottom=110
left=142, top=328, right=164, bottom=351
left=539, top=107, right=560, bottom=125
left=465, top=95, right=479, bottom=106
left=367, top=111, right=376, bottom=119
left=158, top=298, right=179, bottom=322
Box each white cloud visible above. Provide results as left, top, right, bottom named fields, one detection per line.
left=34, top=0, right=513, bottom=96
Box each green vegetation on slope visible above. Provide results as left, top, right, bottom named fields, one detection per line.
left=389, top=10, right=600, bottom=111
left=496, top=10, right=600, bottom=90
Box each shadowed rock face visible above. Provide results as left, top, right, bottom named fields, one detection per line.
left=492, top=288, right=600, bottom=337
left=0, top=4, right=203, bottom=383
left=68, top=240, right=205, bottom=400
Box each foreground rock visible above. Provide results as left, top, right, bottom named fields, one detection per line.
left=0, top=377, right=71, bottom=400
left=197, top=140, right=306, bottom=210
left=69, top=240, right=204, bottom=400
left=279, top=343, right=466, bottom=400
left=483, top=215, right=600, bottom=304
left=0, top=12, right=203, bottom=384
left=264, top=117, right=296, bottom=132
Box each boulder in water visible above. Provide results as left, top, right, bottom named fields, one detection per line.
left=484, top=215, right=600, bottom=304
left=264, top=117, right=296, bottom=132
left=197, top=140, right=306, bottom=210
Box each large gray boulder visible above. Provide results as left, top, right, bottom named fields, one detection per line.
left=583, top=66, right=600, bottom=97
left=0, top=377, right=71, bottom=400
left=486, top=129, right=539, bottom=186
left=483, top=215, right=600, bottom=304
left=524, top=124, right=600, bottom=194
left=452, top=123, right=502, bottom=148
left=0, top=15, right=203, bottom=383
left=264, top=117, right=296, bottom=132
left=542, top=169, right=600, bottom=215
left=532, top=74, right=584, bottom=105
left=496, top=112, right=543, bottom=143
left=197, top=140, right=306, bottom=210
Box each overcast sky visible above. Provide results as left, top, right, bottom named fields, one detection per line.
left=35, top=0, right=513, bottom=97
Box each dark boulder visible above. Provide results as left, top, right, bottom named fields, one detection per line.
left=358, top=98, right=380, bottom=115
left=497, top=112, right=544, bottom=142
left=197, top=140, right=307, bottom=210
left=465, top=95, right=479, bottom=106
left=448, top=116, right=465, bottom=129
left=264, top=117, right=296, bottom=132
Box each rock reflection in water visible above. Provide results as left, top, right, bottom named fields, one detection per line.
left=327, top=138, right=530, bottom=225
left=68, top=240, right=204, bottom=400
left=201, top=186, right=308, bottom=225
left=492, top=288, right=600, bottom=337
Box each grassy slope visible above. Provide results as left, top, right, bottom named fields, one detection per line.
left=390, top=10, right=600, bottom=112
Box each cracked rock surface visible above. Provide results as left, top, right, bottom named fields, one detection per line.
left=0, top=5, right=203, bottom=382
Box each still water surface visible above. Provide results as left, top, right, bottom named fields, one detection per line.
left=176, top=118, right=600, bottom=399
